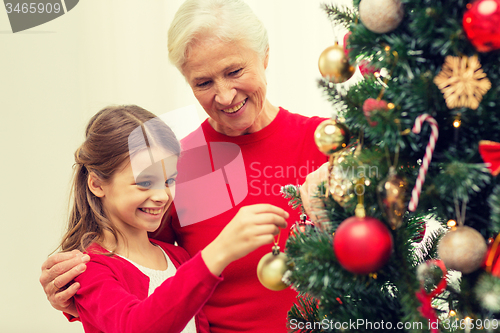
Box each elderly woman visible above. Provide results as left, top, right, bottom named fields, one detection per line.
left=40, top=1, right=328, bottom=332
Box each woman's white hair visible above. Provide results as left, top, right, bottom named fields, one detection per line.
left=168, top=0, right=269, bottom=72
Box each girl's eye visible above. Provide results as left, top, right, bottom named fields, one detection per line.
left=165, top=178, right=176, bottom=187
left=136, top=181, right=151, bottom=188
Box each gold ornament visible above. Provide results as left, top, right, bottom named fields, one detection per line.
left=314, top=119, right=350, bottom=155
left=438, top=225, right=487, bottom=273
left=257, top=245, right=290, bottom=291
left=328, top=150, right=356, bottom=206
left=434, top=55, right=491, bottom=110
left=377, top=168, right=407, bottom=229
left=318, top=42, right=355, bottom=83
left=359, top=0, right=405, bottom=34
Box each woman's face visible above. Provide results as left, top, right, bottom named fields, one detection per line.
left=182, top=39, right=270, bottom=136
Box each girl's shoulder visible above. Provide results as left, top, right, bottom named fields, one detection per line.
left=82, top=243, right=129, bottom=269
left=84, top=242, right=108, bottom=255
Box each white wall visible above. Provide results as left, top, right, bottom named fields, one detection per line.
left=0, top=0, right=358, bottom=332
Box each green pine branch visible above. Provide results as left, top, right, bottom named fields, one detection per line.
left=282, top=184, right=304, bottom=212
left=321, top=3, right=357, bottom=30
left=488, top=185, right=500, bottom=231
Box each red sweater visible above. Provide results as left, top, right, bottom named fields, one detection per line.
left=153, top=108, right=327, bottom=333
left=74, top=240, right=223, bottom=333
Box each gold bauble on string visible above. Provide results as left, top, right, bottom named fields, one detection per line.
left=377, top=168, right=407, bottom=229
left=318, top=42, right=355, bottom=83
left=256, top=246, right=290, bottom=291
left=329, top=150, right=356, bottom=206
left=314, top=119, right=350, bottom=155
left=438, top=225, right=487, bottom=273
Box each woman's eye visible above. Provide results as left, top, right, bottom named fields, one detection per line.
left=229, top=68, right=242, bottom=76
left=196, top=80, right=211, bottom=87
left=166, top=178, right=176, bottom=187
left=136, top=181, right=151, bottom=188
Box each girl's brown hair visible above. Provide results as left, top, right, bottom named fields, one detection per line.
left=59, top=105, right=180, bottom=253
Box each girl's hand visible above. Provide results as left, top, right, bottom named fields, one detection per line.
left=201, top=204, right=289, bottom=276
left=39, top=250, right=90, bottom=317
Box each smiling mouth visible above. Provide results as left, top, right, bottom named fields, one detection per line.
left=222, top=99, right=247, bottom=114
left=139, top=208, right=162, bottom=215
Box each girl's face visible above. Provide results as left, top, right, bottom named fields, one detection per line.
left=99, top=149, right=178, bottom=236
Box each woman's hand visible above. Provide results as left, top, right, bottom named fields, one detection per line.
left=39, top=250, right=90, bottom=318
left=201, top=204, right=289, bottom=276
left=300, top=162, right=329, bottom=224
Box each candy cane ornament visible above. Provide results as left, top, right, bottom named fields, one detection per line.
left=408, top=114, right=439, bottom=212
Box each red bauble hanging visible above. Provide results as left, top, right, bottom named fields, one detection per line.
left=333, top=216, right=393, bottom=274
left=289, top=214, right=315, bottom=238
left=463, top=0, right=500, bottom=52
left=343, top=32, right=377, bottom=77
left=362, top=98, right=389, bottom=126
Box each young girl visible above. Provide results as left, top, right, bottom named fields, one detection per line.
left=59, top=105, right=288, bottom=333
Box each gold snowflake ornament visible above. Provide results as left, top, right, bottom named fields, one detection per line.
left=434, top=55, right=491, bottom=110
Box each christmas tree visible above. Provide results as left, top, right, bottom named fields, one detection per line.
left=281, top=0, right=500, bottom=332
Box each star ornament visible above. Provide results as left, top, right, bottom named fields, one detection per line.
left=433, top=55, right=491, bottom=110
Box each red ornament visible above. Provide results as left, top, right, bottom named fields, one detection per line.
left=492, top=256, right=500, bottom=276
left=362, top=98, right=389, bottom=126
left=333, top=216, right=393, bottom=274
left=483, top=234, right=500, bottom=277
left=463, top=0, right=500, bottom=52
left=343, top=32, right=377, bottom=76
left=479, top=140, right=500, bottom=176
left=483, top=241, right=500, bottom=263
left=415, top=260, right=448, bottom=333
left=289, top=219, right=315, bottom=238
